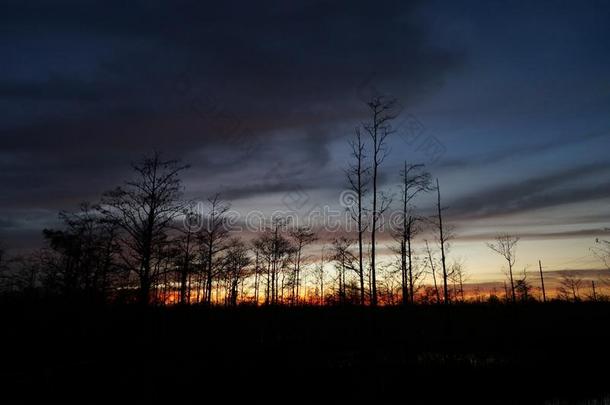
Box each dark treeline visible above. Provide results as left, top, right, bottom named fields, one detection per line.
left=1, top=97, right=608, bottom=307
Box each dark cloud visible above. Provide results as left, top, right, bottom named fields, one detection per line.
left=0, top=78, right=105, bottom=101
left=438, top=131, right=610, bottom=171
left=448, top=162, right=610, bottom=220
left=456, top=228, right=610, bottom=242
left=1, top=0, right=609, bottom=257
left=0, top=0, right=461, bottom=217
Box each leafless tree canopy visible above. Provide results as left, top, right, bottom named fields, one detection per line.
left=346, top=127, right=370, bottom=305
left=100, top=152, right=188, bottom=304
left=487, top=234, right=520, bottom=303
left=394, top=162, right=432, bottom=305
left=593, top=238, right=610, bottom=271
left=362, top=96, right=397, bottom=306
left=558, top=272, right=584, bottom=301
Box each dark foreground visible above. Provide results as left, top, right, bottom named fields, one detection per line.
left=1, top=301, right=610, bottom=404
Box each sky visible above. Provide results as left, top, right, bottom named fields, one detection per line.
left=1, top=0, right=609, bottom=281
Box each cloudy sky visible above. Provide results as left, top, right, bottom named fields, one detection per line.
left=1, top=0, right=609, bottom=279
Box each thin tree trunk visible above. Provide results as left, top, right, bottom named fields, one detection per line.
left=426, top=241, right=441, bottom=304
left=254, top=252, right=260, bottom=305
left=358, top=189, right=365, bottom=305
left=370, top=109, right=379, bottom=306
left=407, top=221, right=414, bottom=304
left=436, top=179, right=449, bottom=305
left=538, top=260, right=547, bottom=303
left=401, top=239, right=408, bottom=305
left=508, top=260, right=516, bottom=304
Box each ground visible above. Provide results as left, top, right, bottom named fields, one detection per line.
left=1, top=300, right=609, bottom=404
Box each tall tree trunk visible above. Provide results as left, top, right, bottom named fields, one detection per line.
left=254, top=252, right=260, bottom=305
left=370, top=114, right=379, bottom=306
left=426, top=241, right=441, bottom=304
left=507, top=260, right=516, bottom=304
left=407, top=220, right=414, bottom=304
left=538, top=260, right=547, bottom=303
left=436, top=179, right=449, bottom=305
left=180, top=231, right=191, bottom=304
left=401, top=239, right=408, bottom=305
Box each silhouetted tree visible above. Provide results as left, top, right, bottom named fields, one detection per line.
left=449, top=260, right=468, bottom=302
left=592, top=238, right=610, bottom=270
left=8, top=250, right=48, bottom=295
left=271, top=218, right=293, bottom=304
left=289, top=226, right=316, bottom=305
left=589, top=280, right=597, bottom=301
left=346, top=127, right=370, bottom=305
left=331, top=237, right=357, bottom=304
left=256, top=218, right=293, bottom=305
left=487, top=234, right=520, bottom=304
left=378, top=262, right=402, bottom=305
left=42, top=202, right=122, bottom=300
left=175, top=207, right=200, bottom=304
left=363, top=96, right=397, bottom=306
left=395, top=162, right=432, bottom=304
left=514, top=270, right=532, bottom=302
left=100, top=152, right=188, bottom=304
left=198, top=194, right=230, bottom=305
left=538, top=260, right=547, bottom=303
left=424, top=240, right=441, bottom=304
left=251, top=243, right=263, bottom=305
left=433, top=179, right=452, bottom=304
left=558, top=272, right=583, bottom=301
left=222, top=237, right=251, bottom=306
left=253, top=232, right=273, bottom=304
left=314, top=245, right=327, bottom=305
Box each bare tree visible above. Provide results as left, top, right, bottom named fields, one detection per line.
left=538, top=260, right=547, bottom=303
left=175, top=207, right=200, bottom=304
left=254, top=218, right=293, bottom=305
left=346, top=128, right=370, bottom=305
left=272, top=218, right=293, bottom=305
left=363, top=96, right=397, bottom=306
left=378, top=262, right=402, bottom=305
left=395, top=162, right=432, bottom=304
left=289, top=226, right=316, bottom=305
left=331, top=237, right=358, bottom=304
left=592, top=238, right=610, bottom=270
left=42, top=202, right=123, bottom=301
left=314, top=245, right=327, bottom=305
left=223, top=237, right=251, bottom=306
left=10, top=252, right=43, bottom=294
left=449, top=260, right=468, bottom=302
left=514, top=269, right=532, bottom=302
left=433, top=179, right=453, bottom=304
left=198, top=194, right=230, bottom=305
left=487, top=234, right=520, bottom=304
left=558, top=272, right=583, bottom=302
left=100, top=152, right=188, bottom=304
left=253, top=233, right=271, bottom=304
left=424, top=239, right=441, bottom=304
left=589, top=280, right=598, bottom=301
left=251, top=242, right=263, bottom=305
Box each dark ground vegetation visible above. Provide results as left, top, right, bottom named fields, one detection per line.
left=2, top=299, right=609, bottom=404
